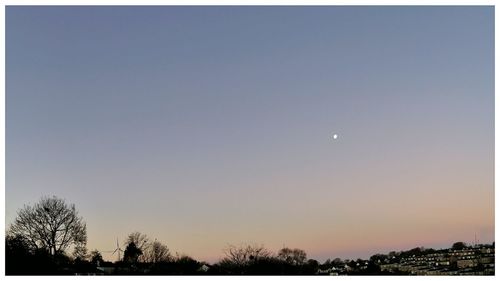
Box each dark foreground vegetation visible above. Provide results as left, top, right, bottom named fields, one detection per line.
left=5, top=196, right=495, bottom=275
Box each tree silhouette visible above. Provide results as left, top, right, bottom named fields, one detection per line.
left=6, top=234, right=33, bottom=274
left=90, top=250, right=104, bottom=266
left=8, top=196, right=87, bottom=256
left=144, top=240, right=171, bottom=263
left=222, top=244, right=272, bottom=267
left=123, top=242, right=142, bottom=264
left=126, top=231, right=150, bottom=262
left=452, top=242, right=467, bottom=250
left=277, top=247, right=307, bottom=265
left=72, top=243, right=88, bottom=261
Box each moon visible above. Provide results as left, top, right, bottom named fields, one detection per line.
left=333, top=134, right=338, bottom=140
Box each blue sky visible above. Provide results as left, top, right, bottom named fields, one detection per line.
left=6, top=6, right=494, bottom=262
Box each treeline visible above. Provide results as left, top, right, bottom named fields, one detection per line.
left=5, top=196, right=490, bottom=275
left=6, top=230, right=323, bottom=275
left=5, top=196, right=325, bottom=275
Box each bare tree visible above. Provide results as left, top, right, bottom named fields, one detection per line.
left=90, top=249, right=104, bottom=266
left=125, top=232, right=150, bottom=262
left=277, top=247, right=307, bottom=265
left=72, top=243, right=88, bottom=260
left=124, top=233, right=172, bottom=264
left=222, top=244, right=272, bottom=266
left=126, top=232, right=150, bottom=252
left=144, top=240, right=171, bottom=263
left=123, top=242, right=142, bottom=264
left=8, top=196, right=87, bottom=256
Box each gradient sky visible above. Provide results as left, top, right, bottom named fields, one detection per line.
left=6, top=6, right=494, bottom=263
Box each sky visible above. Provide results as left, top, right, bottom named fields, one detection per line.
left=6, top=6, right=494, bottom=263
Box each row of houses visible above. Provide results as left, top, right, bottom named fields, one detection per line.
left=380, top=245, right=494, bottom=275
